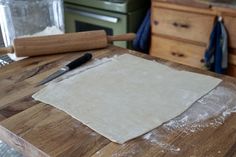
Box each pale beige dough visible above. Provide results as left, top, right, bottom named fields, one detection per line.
left=33, top=54, right=222, bottom=144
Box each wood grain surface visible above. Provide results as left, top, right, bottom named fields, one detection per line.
left=13, top=30, right=108, bottom=57
left=150, top=35, right=207, bottom=69
left=0, top=46, right=236, bottom=157
left=151, top=5, right=215, bottom=45
left=154, top=0, right=236, bottom=9
left=153, top=0, right=211, bottom=8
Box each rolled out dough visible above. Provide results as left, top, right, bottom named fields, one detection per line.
left=33, top=54, right=222, bottom=144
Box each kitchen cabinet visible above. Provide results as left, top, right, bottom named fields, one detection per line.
left=150, top=0, right=236, bottom=77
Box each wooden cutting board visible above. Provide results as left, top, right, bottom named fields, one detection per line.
left=0, top=46, right=236, bottom=157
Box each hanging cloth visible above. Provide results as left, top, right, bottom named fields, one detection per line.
left=204, top=17, right=228, bottom=74
left=133, top=9, right=151, bottom=54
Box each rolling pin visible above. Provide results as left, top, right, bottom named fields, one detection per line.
left=0, top=30, right=136, bottom=57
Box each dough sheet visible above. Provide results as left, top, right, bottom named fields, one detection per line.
left=33, top=54, right=222, bottom=144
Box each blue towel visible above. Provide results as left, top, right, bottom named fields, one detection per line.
left=133, top=9, right=151, bottom=54
left=204, top=19, right=228, bottom=74
left=221, top=23, right=228, bottom=69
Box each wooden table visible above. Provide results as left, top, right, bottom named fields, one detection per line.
left=0, top=46, right=236, bottom=157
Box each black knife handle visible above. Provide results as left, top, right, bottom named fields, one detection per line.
left=66, top=53, right=92, bottom=70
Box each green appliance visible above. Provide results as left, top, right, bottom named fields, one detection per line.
left=64, top=0, right=149, bottom=48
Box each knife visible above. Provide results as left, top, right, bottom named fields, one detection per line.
left=38, top=53, right=92, bottom=86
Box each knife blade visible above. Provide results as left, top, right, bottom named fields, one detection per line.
left=38, top=53, right=92, bottom=86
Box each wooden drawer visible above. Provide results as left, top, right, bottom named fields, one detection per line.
left=227, top=64, right=236, bottom=77
left=152, top=7, right=215, bottom=44
left=150, top=36, right=206, bottom=69
left=228, top=50, right=236, bottom=77
left=229, top=52, right=236, bottom=66
left=224, top=16, right=236, bottom=49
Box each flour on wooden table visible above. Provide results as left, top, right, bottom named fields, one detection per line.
left=141, top=82, right=236, bottom=154
left=163, top=84, right=236, bottom=134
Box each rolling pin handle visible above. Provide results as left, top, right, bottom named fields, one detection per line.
left=107, top=33, right=136, bottom=43
left=0, top=46, right=14, bottom=55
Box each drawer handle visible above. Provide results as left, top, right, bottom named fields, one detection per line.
left=177, top=53, right=185, bottom=57
left=171, top=52, right=185, bottom=57
left=154, top=20, right=159, bottom=26
left=172, top=22, right=190, bottom=28
left=65, top=6, right=119, bottom=23
left=200, top=59, right=205, bottom=63
left=171, top=52, right=176, bottom=56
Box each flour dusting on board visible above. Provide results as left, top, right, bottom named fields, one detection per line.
left=141, top=82, right=236, bottom=153
left=163, top=84, right=236, bottom=134
left=143, top=132, right=181, bottom=153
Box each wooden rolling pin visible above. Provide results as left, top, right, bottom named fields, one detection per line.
left=0, top=30, right=136, bottom=57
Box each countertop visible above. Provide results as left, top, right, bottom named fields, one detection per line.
left=0, top=46, right=236, bottom=157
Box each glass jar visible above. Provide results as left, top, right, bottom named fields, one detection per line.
left=0, top=0, right=64, bottom=48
